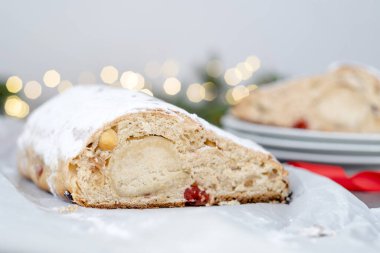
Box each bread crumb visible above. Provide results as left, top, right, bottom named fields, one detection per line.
left=58, top=204, right=78, bottom=213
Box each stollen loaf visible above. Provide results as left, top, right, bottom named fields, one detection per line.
left=18, top=85, right=289, bottom=208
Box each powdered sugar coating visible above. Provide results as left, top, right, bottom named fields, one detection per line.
left=18, top=85, right=268, bottom=190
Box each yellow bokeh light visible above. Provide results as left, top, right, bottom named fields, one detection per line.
left=206, top=60, right=223, bottom=78
left=203, top=82, right=217, bottom=101
left=135, top=73, right=145, bottom=90
left=57, top=80, right=73, bottom=93
left=245, top=56, right=261, bottom=72
left=163, top=77, right=181, bottom=95
left=225, top=89, right=237, bottom=105
left=224, top=68, right=242, bottom=86
left=232, top=85, right=250, bottom=102
left=6, top=76, right=23, bottom=93
left=78, top=71, right=96, bottom=84
left=186, top=83, right=205, bottom=103
left=43, top=69, right=61, bottom=88
left=162, top=59, right=179, bottom=77
left=100, top=65, right=119, bottom=84
left=120, top=71, right=137, bottom=89
left=24, top=81, right=42, bottom=99
left=140, top=89, right=154, bottom=96
left=120, top=71, right=144, bottom=90
left=144, top=61, right=161, bottom=78
left=4, top=96, right=29, bottom=118
left=236, top=62, right=253, bottom=80
left=247, top=84, right=258, bottom=91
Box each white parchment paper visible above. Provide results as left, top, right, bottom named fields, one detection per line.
left=0, top=117, right=379, bottom=253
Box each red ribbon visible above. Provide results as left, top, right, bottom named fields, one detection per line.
left=287, top=161, right=380, bottom=192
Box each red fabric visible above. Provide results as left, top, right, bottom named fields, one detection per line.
left=287, top=161, right=380, bottom=192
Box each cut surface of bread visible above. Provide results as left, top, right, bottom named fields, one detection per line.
left=233, top=65, right=380, bottom=132
left=18, top=85, right=289, bottom=208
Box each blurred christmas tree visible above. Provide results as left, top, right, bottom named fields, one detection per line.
left=172, top=57, right=228, bottom=126
left=163, top=56, right=283, bottom=126
left=0, top=56, right=283, bottom=122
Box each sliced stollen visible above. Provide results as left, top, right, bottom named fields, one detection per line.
left=17, top=85, right=289, bottom=208
left=232, top=65, right=380, bottom=132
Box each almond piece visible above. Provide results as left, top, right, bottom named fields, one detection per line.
left=99, top=129, right=118, bottom=151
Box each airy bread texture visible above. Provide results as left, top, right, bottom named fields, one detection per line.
left=233, top=65, right=380, bottom=132
left=18, top=85, right=289, bottom=208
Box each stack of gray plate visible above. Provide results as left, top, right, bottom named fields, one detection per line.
left=221, top=114, right=380, bottom=165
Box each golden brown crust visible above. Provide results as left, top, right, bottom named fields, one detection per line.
left=78, top=193, right=288, bottom=209
left=81, top=201, right=186, bottom=209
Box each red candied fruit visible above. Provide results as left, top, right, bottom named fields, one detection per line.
left=36, top=165, right=43, bottom=178
left=184, top=182, right=209, bottom=206
left=293, top=119, right=308, bottom=129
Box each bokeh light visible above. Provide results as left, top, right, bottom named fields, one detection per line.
left=245, top=56, right=261, bottom=72
left=206, top=60, right=223, bottom=78
left=135, top=73, right=145, bottom=90
left=100, top=65, right=119, bottom=84
left=140, top=89, right=153, bottom=96
left=162, top=59, right=179, bottom=77
left=232, top=85, right=249, bottom=101
left=6, top=76, right=23, bottom=93
left=203, top=82, right=217, bottom=101
left=120, top=71, right=144, bottom=90
left=57, top=80, right=73, bottom=93
left=4, top=96, right=29, bottom=118
left=247, top=84, right=258, bottom=91
left=43, top=69, right=61, bottom=88
left=225, top=89, right=236, bottom=105
left=236, top=62, right=253, bottom=80
left=24, top=81, right=42, bottom=99
left=186, top=83, right=205, bottom=103
left=224, top=68, right=242, bottom=86
left=1, top=55, right=262, bottom=120
left=163, top=77, right=181, bottom=95
left=120, top=71, right=137, bottom=89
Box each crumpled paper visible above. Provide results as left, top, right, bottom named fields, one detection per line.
left=0, top=117, right=379, bottom=253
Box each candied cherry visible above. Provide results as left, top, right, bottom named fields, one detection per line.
left=293, top=119, right=308, bottom=129
left=35, top=165, right=43, bottom=178
left=184, top=182, right=209, bottom=206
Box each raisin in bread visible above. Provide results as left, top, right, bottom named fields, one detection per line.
left=18, top=85, right=289, bottom=208
left=233, top=65, right=380, bottom=132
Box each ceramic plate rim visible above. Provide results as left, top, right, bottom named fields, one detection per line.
left=222, top=114, right=380, bottom=143
left=225, top=128, right=380, bottom=154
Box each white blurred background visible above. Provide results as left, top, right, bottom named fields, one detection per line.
left=1, top=0, right=380, bottom=118
left=2, top=0, right=380, bottom=79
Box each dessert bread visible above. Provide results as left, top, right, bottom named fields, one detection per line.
left=17, top=85, right=289, bottom=208
left=232, top=65, right=380, bottom=132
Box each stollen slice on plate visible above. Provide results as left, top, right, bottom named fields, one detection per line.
left=232, top=65, right=380, bottom=133
left=17, top=85, right=289, bottom=208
